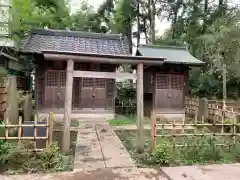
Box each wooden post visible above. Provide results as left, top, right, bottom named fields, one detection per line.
left=34, top=115, right=37, bottom=150
left=18, top=116, right=22, bottom=142
left=62, top=59, right=74, bottom=153
left=136, top=63, right=144, bottom=153
left=48, top=112, right=54, bottom=146
left=151, top=110, right=156, bottom=150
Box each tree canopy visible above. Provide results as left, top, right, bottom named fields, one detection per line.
left=2, top=0, right=240, bottom=99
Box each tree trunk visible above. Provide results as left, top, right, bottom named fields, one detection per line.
left=149, top=0, right=155, bottom=44
left=171, top=0, right=182, bottom=39
left=218, top=0, right=225, bottom=17
left=143, top=17, right=148, bottom=44
left=172, top=13, right=177, bottom=39
left=128, top=19, right=133, bottom=54
left=137, top=0, right=140, bottom=47
left=202, top=0, right=208, bottom=33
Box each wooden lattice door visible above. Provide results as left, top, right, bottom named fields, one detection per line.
left=81, top=78, right=106, bottom=109
left=94, top=78, right=106, bottom=109
left=45, top=70, right=66, bottom=108
left=81, top=78, right=94, bottom=108
left=155, top=75, right=171, bottom=109
left=155, top=74, right=184, bottom=110
left=58, top=71, right=66, bottom=108
left=170, top=75, right=184, bottom=109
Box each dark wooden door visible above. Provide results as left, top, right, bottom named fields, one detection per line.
left=155, top=74, right=184, bottom=111
left=72, top=78, right=81, bottom=108
left=81, top=78, right=94, bottom=109
left=45, top=70, right=66, bottom=108
left=170, top=75, right=184, bottom=110
left=81, top=78, right=106, bottom=109
left=58, top=71, right=66, bottom=108
left=45, top=71, right=57, bottom=108
left=94, top=78, right=106, bottom=109
left=155, top=75, right=171, bottom=109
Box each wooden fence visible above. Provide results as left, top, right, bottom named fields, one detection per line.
left=0, top=86, right=7, bottom=119
left=185, top=97, right=240, bottom=123
left=1, top=114, right=54, bottom=151
left=151, top=110, right=239, bottom=150
left=1, top=112, right=81, bottom=151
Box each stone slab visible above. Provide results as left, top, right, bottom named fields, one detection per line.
left=73, top=122, right=105, bottom=169
left=162, top=164, right=240, bottom=180
left=95, top=122, right=136, bottom=168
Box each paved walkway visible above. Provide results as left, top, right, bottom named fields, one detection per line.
left=2, top=164, right=240, bottom=180
left=113, top=124, right=194, bottom=130
left=162, top=163, right=240, bottom=180
left=0, top=168, right=168, bottom=180
left=74, top=119, right=135, bottom=169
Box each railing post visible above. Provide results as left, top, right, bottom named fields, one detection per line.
left=48, top=112, right=54, bottom=146
left=151, top=110, right=156, bottom=150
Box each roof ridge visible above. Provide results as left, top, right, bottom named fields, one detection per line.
left=139, top=44, right=187, bottom=50
left=30, top=28, right=123, bottom=40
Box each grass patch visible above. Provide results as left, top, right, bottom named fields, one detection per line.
left=116, top=129, right=240, bottom=167
left=108, top=115, right=150, bottom=126
left=108, top=115, right=136, bottom=126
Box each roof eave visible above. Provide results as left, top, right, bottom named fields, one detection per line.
left=42, top=51, right=165, bottom=65
left=164, top=61, right=205, bottom=66
left=42, top=50, right=166, bottom=61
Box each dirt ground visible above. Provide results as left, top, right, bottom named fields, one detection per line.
left=0, top=168, right=168, bottom=180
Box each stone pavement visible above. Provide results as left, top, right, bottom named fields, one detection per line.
left=73, top=119, right=135, bottom=169
left=113, top=124, right=194, bottom=130
left=162, top=163, right=240, bottom=180
left=0, top=168, right=168, bottom=180
left=2, top=164, right=240, bottom=180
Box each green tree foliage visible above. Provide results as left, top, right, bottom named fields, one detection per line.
left=11, top=0, right=71, bottom=44
left=7, top=0, right=240, bottom=98
left=154, top=0, right=240, bottom=98
left=71, top=1, right=108, bottom=33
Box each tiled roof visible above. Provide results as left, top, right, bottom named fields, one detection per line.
left=21, top=29, right=130, bottom=56
left=137, top=45, right=204, bottom=65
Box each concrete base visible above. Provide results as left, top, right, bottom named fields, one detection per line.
left=37, top=113, right=115, bottom=122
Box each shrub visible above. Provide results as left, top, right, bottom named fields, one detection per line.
left=179, top=136, right=224, bottom=165
left=3, top=141, right=65, bottom=173
left=151, top=139, right=173, bottom=166
left=0, top=141, right=11, bottom=166
left=38, top=142, right=65, bottom=171
left=223, top=118, right=240, bottom=133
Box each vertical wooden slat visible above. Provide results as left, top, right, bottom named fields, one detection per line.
left=136, top=63, right=144, bottom=153
left=34, top=115, right=37, bottom=150
left=201, top=116, right=204, bottom=134
left=46, top=115, right=49, bottom=147
left=18, top=116, right=22, bottom=141
left=62, top=59, right=74, bottom=153
left=151, top=110, right=156, bottom=150
left=5, top=118, right=8, bottom=140
left=233, top=115, right=236, bottom=145
left=221, top=110, right=224, bottom=134
left=48, top=112, right=54, bottom=145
